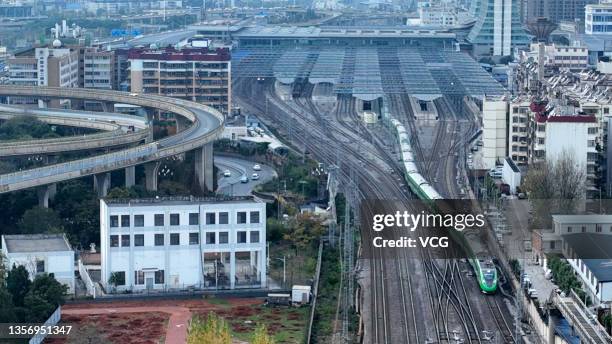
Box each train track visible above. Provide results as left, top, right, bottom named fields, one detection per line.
left=233, top=77, right=518, bottom=344
left=485, top=294, right=516, bottom=343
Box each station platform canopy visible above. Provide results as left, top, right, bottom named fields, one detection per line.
left=232, top=46, right=507, bottom=99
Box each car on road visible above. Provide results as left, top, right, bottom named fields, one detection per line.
left=240, top=176, right=249, bottom=183
left=251, top=173, right=260, bottom=180
left=253, top=164, right=261, bottom=171
left=223, top=170, right=231, bottom=177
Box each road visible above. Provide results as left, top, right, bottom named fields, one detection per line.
left=0, top=86, right=223, bottom=193
left=215, top=155, right=277, bottom=196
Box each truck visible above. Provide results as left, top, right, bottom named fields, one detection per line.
left=292, top=285, right=311, bottom=305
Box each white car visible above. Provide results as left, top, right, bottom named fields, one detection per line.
left=251, top=173, right=260, bottom=180
left=223, top=170, right=231, bottom=177
left=253, top=164, right=261, bottom=171
left=240, top=176, right=249, bottom=183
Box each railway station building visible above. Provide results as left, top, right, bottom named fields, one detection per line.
left=100, top=197, right=267, bottom=293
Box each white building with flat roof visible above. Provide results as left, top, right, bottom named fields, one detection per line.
left=1, top=234, right=75, bottom=293
left=586, top=1, right=612, bottom=35
left=482, top=97, right=508, bottom=169
left=100, top=197, right=266, bottom=293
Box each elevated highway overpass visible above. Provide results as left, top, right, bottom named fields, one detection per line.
left=0, top=105, right=150, bottom=156
left=0, top=86, right=224, bottom=204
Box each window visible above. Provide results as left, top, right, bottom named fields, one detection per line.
left=219, top=232, right=229, bottom=244
left=36, top=260, right=45, bottom=273
left=250, top=231, right=260, bottom=243
left=134, top=215, right=144, bottom=227
left=237, top=231, right=247, bottom=243
left=567, top=226, right=572, bottom=233
left=582, top=226, right=586, bottom=233
left=189, top=213, right=199, bottom=225
left=596, top=224, right=602, bottom=233
left=206, top=232, right=215, bottom=244
left=155, top=234, right=164, bottom=246
left=170, top=233, right=180, bottom=245
left=121, top=215, right=130, bottom=227
left=155, top=270, right=164, bottom=284
left=219, top=212, right=229, bottom=224
left=121, top=235, right=130, bottom=247
left=110, top=235, right=119, bottom=247
left=206, top=212, right=216, bottom=225
left=135, top=234, right=144, bottom=246
left=135, top=271, right=144, bottom=285
left=250, top=211, right=260, bottom=224
left=170, top=213, right=180, bottom=226
left=237, top=212, right=247, bottom=224
left=154, top=214, right=164, bottom=226
left=604, top=107, right=610, bottom=114
left=189, top=232, right=199, bottom=245
left=113, top=271, right=126, bottom=286
left=110, top=215, right=119, bottom=227
left=550, top=241, right=555, bottom=249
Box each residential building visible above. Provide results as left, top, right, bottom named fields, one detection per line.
left=128, top=46, right=231, bottom=115
left=84, top=0, right=183, bottom=16
left=83, top=47, right=114, bottom=90
left=467, top=0, right=531, bottom=56
left=100, top=197, right=266, bottom=292
left=418, top=3, right=458, bottom=27
left=586, top=1, right=612, bottom=34
left=508, top=99, right=531, bottom=164
left=522, top=0, right=599, bottom=24
left=1, top=234, right=75, bottom=294
left=519, top=43, right=589, bottom=71
left=7, top=43, right=79, bottom=106
left=533, top=215, right=612, bottom=305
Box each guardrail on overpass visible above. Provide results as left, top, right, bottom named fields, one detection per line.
left=0, top=86, right=224, bottom=193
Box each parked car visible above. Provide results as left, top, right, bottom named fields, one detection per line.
left=223, top=170, right=231, bottom=177
left=240, top=176, right=249, bottom=183
left=253, top=164, right=261, bottom=171
left=251, top=173, right=260, bottom=180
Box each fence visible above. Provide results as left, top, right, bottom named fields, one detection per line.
left=306, top=241, right=323, bottom=344
left=78, top=259, right=97, bottom=299
left=28, top=306, right=61, bottom=344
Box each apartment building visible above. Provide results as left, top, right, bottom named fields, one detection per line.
left=7, top=43, right=79, bottom=106
left=83, top=47, right=114, bottom=90
left=8, top=45, right=79, bottom=88
left=520, top=43, right=589, bottom=71
left=100, top=197, right=266, bottom=292
left=508, top=99, right=531, bottom=164
left=128, top=46, right=231, bottom=115
left=586, top=1, right=612, bottom=34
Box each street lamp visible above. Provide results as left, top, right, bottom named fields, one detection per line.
left=274, top=256, right=286, bottom=288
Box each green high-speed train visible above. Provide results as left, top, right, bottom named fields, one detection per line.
left=391, top=118, right=498, bottom=294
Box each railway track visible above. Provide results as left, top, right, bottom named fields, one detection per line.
left=485, top=295, right=516, bottom=343
left=233, top=77, right=518, bottom=344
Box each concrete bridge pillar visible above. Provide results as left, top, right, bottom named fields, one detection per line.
left=125, top=166, right=136, bottom=188
left=548, top=310, right=557, bottom=344
left=144, top=161, right=161, bottom=191
left=37, top=183, right=56, bottom=208
left=175, top=116, right=191, bottom=133
left=194, top=143, right=214, bottom=193
left=93, top=173, right=111, bottom=198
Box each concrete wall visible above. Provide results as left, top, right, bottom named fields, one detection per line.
left=482, top=98, right=508, bottom=169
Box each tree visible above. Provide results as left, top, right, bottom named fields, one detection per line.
left=6, top=265, right=31, bottom=307
left=187, top=313, right=232, bottom=344
left=252, top=324, right=275, bottom=344
left=18, top=207, right=63, bottom=234
left=53, top=180, right=100, bottom=248
left=523, top=151, right=585, bottom=227
left=28, top=273, right=67, bottom=307
left=283, top=213, right=325, bottom=251
left=0, top=286, right=17, bottom=322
